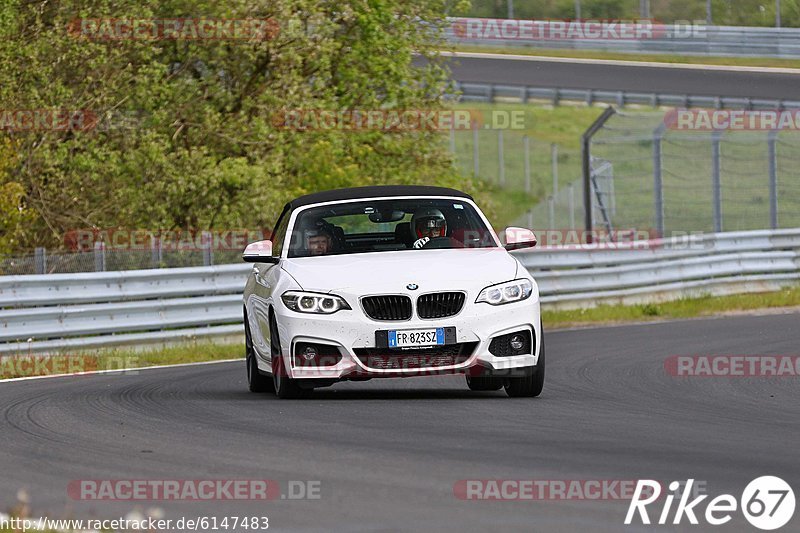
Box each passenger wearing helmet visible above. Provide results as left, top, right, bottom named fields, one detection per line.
left=411, top=208, right=447, bottom=249
left=304, top=226, right=334, bottom=256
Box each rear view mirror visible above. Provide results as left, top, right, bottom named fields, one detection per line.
left=502, top=227, right=537, bottom=250
left=243, top=240, right=279, bottom=263
left=368, top=210, right=405, bottom=223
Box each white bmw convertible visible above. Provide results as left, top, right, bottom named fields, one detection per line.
left=242, top=185, right=544, bottom=398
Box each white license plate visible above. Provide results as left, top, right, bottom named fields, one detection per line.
left=388, top=328, right=445, bottom=348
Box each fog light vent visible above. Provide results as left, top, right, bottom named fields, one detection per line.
left=488, top=330, right=532, bottom=357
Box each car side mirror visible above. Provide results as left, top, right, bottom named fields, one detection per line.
left=502, top=227, right=537, bottom=250
left=243, top=240, right=279, bottom=263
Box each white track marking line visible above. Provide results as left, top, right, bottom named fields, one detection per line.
left=548, top=309, right=800, bottom=333
left=442, top=50, right=800, bottom=74
left=0, top=358, right=243, bottom=383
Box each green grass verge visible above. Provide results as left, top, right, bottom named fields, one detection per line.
left=0, top=342, right=244, bottom=380
left=543, top=285, right=800, bottom=329
left=453, top=44, right=800, bottom=69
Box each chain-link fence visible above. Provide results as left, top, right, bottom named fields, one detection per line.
left=0, top=246, right=242, bottom=276
left=525, top=110, right=800, bottom=235
left=447, top=122, right=581, bottom=228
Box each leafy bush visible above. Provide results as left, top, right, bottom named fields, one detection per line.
left=0, top=0, right=486, bottom=254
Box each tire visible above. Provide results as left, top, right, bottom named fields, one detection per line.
left=466, top=375, right=503, bottom=391
left=245, top=308, right=274, bottom=393
left=270, top=314, right=311, bottom=399
left=504, top=328, right=545, bottom=398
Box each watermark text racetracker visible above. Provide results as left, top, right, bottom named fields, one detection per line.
left=451, top=18, right=707, bottom=40
left=68, top=479, right=321, bottom=501
left=454, top=479, right=662, bottom=501
left=271, top=108, right=529, bottom=131
left=68, top=18, right=279, bottom=41
left=64, top=228, right=269, bottom=252
left=665, top=355, right=800, bottom=377
left=531, top=229, right=709, bottom=250
left=0, top=109, right=97, bottom=132
left=0, top=354, right=138, bottom=379
left=1, top=516, right=270, bottom=532
left=665, top=108, right=800, bottom=131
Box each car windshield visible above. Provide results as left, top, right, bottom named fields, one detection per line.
left=286, top=198, right=497, bottom=258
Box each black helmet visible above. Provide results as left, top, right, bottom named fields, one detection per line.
left=411, top=208, right=447, bottom=239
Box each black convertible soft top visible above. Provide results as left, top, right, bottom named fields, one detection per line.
left=285, top=185, right=473, bottom=210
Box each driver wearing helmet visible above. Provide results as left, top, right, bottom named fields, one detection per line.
left=411, top=208, right=447, bottom=249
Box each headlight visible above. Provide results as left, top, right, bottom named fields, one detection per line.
left=476, top=279, right=533, bottom=305
left=281, top=291, right=351, bottom=314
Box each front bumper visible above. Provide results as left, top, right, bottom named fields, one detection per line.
left=273, top=296, right=541, bottom=380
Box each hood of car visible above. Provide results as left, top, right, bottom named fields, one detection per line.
left=281, top=248, right=519, bottom=293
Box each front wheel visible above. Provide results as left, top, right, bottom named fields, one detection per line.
left=245, top=309, right=274, bottom=393
left=270, top=315, right=311, bottom=399
left=504, top=332, right=545, bottom=398
left=466, top=375, right=503, bottom=391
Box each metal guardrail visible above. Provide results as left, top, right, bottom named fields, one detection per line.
left=445, top=20, right=800, bottom=59
left=0, top=229, right=798, bottom=353
left=454, top=81, right=800, bottom=110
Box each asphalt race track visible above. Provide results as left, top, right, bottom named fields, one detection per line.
left=440, top=54, right=800, bottom=100
left=1, top=313, right=799, bottom=532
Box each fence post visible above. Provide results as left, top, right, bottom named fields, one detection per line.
left=523, top=135, right=531, bottom=194
left=527, top=209, right=534, bottom=230
left=34, top=247, right=46, bottom=275
left=150, top=235, right=162, bottom=268
left=202, top=231, right=212, bottom=266
left=768, top=129, right=779, bottom=229
left=498, top=129, right=505, bottom=186
left=711, top=130, right=723, bottom=233
left=569, top=183, right=576, bottom=229
left=548, top=195, right=555, bottom=229
left=449, top=124, right=456, bottom=157
left=94, top=241, right=106, bottom=272
left=652, top=123, right=666, bottom=237
left=582, top=107, right=616, bottom=242
left=551, top=143, right=559, bottom=195
left=472, top=120, right=479, bottom=177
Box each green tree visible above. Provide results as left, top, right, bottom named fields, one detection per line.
left=0, top=0, right=485, bottom=254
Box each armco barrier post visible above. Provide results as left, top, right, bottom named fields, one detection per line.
left=582, top=107, right=616, bottom=243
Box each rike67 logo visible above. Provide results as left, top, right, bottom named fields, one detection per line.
left=626, top=477, right=795, bottom=530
